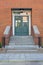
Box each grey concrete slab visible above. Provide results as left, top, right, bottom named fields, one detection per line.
left=25, top=62, right=43, bottom=65
left=9, top=36, right=35, bottom=45
left=25, top=54, right=31, bottom=60
left=8, top=53, right=20, bottom=61
left=0, top=53, right=9, bottom=61
left=19, top=54, right=25, bottom=60
left=5, top=45, right=39, bottom=50
left=0, top=62, right=26, bottom=65
left=0, top=53, right=43, bottom=62
left=0, top=62, right=43, bottom=65
left=7, top=49, right=38, bottom=53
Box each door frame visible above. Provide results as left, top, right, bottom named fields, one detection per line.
left=12, top=13, right=31, bottom=36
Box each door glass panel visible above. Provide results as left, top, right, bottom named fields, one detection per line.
left=23, top=16, right=27, bottom=22
left=15, top=15, right=29, bottom=36
left=16, top=20, right=21, bottom=27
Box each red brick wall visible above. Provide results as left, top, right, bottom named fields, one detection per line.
left=0, top=0, right=43, bottom=42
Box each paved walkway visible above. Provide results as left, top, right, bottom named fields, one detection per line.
left=0, top=53, right=43, bottom=62
left=0, top=62, right=43, bottom=65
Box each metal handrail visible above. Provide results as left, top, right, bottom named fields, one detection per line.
left=32, top=25, right=42, bottom=48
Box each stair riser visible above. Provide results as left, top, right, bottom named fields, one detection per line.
left=5, top=45, right=39, bottom=50
left=13, top=48, right=37, bottom=50
left=9, top=44, right=34, bottom=45
left=6, top=48, right=37, bottom=50
left=7, top=50, right=38, bottom=53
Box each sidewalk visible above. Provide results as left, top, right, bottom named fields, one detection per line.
left=0, top=62, right=43, bottom=65
left=0, top=53, right=43, bottom=62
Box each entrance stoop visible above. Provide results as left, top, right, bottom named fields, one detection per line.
left=0, top=36, right=43, bottom=63
left=5, top=36, right=39, bottom=53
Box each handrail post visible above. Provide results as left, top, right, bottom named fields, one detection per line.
left=2, top=37, right=5, bottom=48
left=38, top=37, right=41, bottom=48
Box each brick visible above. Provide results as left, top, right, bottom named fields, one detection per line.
left=0, top=0, right=43, bottom=45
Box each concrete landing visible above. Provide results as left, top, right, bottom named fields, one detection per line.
left=0, top=53, right=43, bottom=62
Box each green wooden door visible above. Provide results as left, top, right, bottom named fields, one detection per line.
left=15, top=16, right=29, bottom=36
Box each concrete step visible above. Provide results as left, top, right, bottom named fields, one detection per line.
left=9, top=36, right=35, bottom=45
left=0, top=53, right=43, bottom=62
left=5, top=45, right=39, bottom=53
left=5, top=45, right=39, bottom=50
left=9, top=41, right=34, bottom=45
left=9, top=42, right=34, bottom=45
left=7, top=49, right=38, bottom=53
left=10, top=36, right=33, bottom=39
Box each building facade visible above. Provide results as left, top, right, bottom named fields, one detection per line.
left=0, top=0, right=43, bottom=45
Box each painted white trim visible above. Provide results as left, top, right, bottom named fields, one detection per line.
left=33, top=25, right=40, bottom=34
left=12, top=13, right=31, bottom=36
left=12, top=14, right=14, bottom=36
left=29, top=13, right=31, bottom=35
left=4, top=26, right=10, bottom=35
